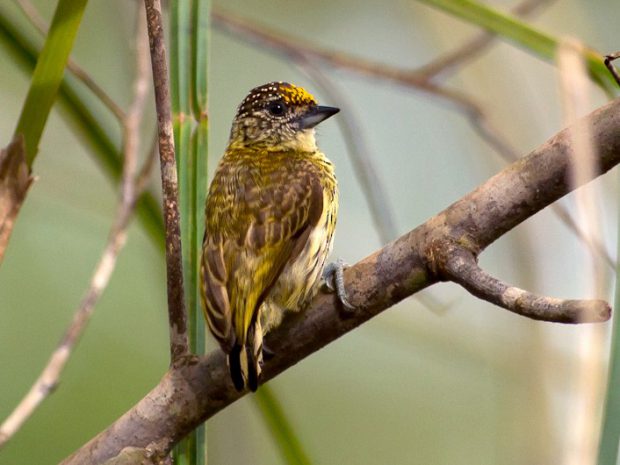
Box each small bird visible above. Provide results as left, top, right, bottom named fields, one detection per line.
left=200, top=82, right=345, bottom=391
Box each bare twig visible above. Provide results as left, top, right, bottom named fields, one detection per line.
left=211, top=8, right=481, bottom=115
left=60, top=95, right=620, bottom=465
left=604, top=52, right=620, bottom=87
left=15, top=0, right=126, bottom=121
left=144, top=0, right=189, bottom=362
left=0, top=8, right=152, bottom=448
left=416, top=0, right=557, bottom=80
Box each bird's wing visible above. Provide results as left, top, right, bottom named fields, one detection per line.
left=201, top=156, right=324, bottom=351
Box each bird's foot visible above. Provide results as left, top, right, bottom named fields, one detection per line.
left=322, top=258, right=355, bottom=313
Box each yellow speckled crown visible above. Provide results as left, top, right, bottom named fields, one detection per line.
left=278, top=83, right=316, bottom=105
left=236, top=82, right=317, bottom=118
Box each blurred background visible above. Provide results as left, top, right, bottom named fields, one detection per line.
left=1, top=0, right=619, bottom=463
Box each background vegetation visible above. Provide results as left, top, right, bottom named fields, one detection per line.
left=0, top=0, right=619, bottom=463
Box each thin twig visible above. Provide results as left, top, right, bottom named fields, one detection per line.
left=15, top=0, right=126, bottom=121
left=211, top=8, right=481, bottom=115
left=416, top=0, right=557, bottom=80
left=0, top=6, right=152, bottom=448
left=144, top=0, right=189, bottom=362
left=604, top=52, right=620, bottom=87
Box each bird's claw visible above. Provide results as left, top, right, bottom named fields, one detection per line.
left=322, top=258, right=355, bottom=312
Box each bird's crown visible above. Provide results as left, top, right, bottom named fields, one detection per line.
left=235, top=82, right=317, bottom=119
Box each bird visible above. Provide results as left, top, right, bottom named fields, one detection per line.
left=200, top=81, right=346, bottom=392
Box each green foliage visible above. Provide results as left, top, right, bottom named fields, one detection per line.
left=13, top=0, right=89, bottom=164
left=254, top=387, right=313, bottom=465
left=598, top=224, right=620, bottom=465
left=171, top=0, right=209, bottom=463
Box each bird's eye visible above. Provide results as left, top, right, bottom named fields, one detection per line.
left=267, top=101, right=286, bottom=116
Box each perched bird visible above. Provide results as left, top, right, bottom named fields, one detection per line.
left=200, top=82, right=344, bottom=391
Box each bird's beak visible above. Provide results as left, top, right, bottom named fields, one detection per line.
left=298, top=105, right=340, bottom=129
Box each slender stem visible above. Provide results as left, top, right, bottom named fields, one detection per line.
left=604, top=52, right=620, bottom=87
left=144, top=0, right=190, bottom=362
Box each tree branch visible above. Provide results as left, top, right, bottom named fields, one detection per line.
left=61, top=95, right=620, bottom=465
left=144, top=0, right=189, bottom=362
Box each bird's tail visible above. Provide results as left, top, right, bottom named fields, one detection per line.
left=228, top=323, right=263, bottom=392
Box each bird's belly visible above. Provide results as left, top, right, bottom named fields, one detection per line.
left=261, top=205, right=335, bottom=332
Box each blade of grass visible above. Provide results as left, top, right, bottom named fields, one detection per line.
left=413, top=0, right=617, bottom=95
left=171, top=0, right=204, bottom=463
left=255, top=387, right=313, bottom=465
left=189, top=3, right=209, bottom=461
left=597, top=188, right=620, bottom=464
left=191, top=0, right=209, bottom=117
left=0, top=5, right=164, bottom=248
left=13, top=0, right=89, bottom=164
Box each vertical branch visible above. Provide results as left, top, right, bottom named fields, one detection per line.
left=144, top=0, right=189, bottom=362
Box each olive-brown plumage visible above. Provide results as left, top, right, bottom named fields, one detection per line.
left=200, top=82, right=339, bottom=391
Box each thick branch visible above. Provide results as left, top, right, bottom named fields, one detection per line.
left=144, top=0, right=189, bottom=362
left=61, top=98, right=620, bottom=465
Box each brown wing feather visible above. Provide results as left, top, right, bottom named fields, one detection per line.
left=201, top=152, right=324, bottom=353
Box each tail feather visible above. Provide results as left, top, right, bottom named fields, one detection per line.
left=246, top=343, right=259, bottom=392
left=228, top=344, right=245, bottom=391
left=246, top=322, right=263, bottom=392
left=228, top=323, right=264, bottom=392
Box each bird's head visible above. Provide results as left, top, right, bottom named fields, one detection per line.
left=228, top=82, right=339, bottom=151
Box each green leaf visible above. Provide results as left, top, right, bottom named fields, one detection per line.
left=598, top=194, right=620, bottom=463
left=172, top=1, right=209, bottom=463
left=192, top=0, right=209, bottom=117
left=255, top=387, right=313, bottom=465
left=414, top=0, right=617, bottom=95
left=13, top=0, right=89, bottom=165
